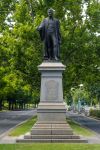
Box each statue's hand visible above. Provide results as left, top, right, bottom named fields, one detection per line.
left=37, top=26, right=43, bottom=31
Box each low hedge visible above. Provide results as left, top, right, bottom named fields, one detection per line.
left=90, top=109, right=100, bottom=118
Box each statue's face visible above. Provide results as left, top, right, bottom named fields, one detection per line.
left=48, top=10, right=53, bottom=17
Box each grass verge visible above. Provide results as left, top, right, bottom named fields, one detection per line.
left=9, top=116, right=37, bottom=136
left=0, top=144, right=100, bottom=150
left=9, top=116, right=94, bottom=137
left=67, top=117, right=95, bottom=137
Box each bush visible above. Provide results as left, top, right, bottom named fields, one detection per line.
left=90, top=109, right=100, bottom=118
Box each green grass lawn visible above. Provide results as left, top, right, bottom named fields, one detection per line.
left=9, top=116, right=37, bottom=136
left=0, top=144, right=100, bottom=150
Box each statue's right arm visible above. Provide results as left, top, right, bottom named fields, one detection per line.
left=37, top=20, right=45, bottom=31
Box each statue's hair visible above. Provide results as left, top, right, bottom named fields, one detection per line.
left=47, top=8, right=55, bottom=13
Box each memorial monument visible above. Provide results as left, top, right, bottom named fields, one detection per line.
left=17, top=8, right=87, bottom=143
left=37, top=8, right=61, bottom=61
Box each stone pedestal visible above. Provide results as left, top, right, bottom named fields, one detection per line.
left=16, top=62, right=87, bottom=143
left=37, top=62, right=66, bottom=123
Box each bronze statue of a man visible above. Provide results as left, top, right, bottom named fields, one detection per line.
left=37, top=8, right=61, bottom=61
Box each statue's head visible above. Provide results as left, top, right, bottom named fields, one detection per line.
left=47, top=8, right=54, bottom=17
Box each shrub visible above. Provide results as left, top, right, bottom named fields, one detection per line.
left=90, top=109, right=100, bottom=118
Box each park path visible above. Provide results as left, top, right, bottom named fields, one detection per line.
left=66, top=111, right=100, bottom=134
left=0, top=109, right=37, bottom=138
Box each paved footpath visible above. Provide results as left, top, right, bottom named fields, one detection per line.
left=66, top=111, right=100, bottom=134
left=0, top=109, right=37, bottom=138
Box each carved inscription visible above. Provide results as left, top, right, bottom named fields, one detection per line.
left=45, top=80, right=58, bottom=101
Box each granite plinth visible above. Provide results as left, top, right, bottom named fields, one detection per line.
left=37, top=62, right=67, bottom=123
left=38, top=62, right=66, bottom=103
left=37, top=102, right=66, bottom=122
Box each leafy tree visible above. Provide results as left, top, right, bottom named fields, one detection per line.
left=70, top=87, right=90, bottom=105
left=0, top=0, right=100, bottom=110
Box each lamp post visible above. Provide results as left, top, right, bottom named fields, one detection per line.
left=71, top=87, right=75, bottom=112
left=78, top=84, right=83, bottom=113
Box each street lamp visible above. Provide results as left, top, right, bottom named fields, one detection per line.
left=78, top=84, right=83, bottom=113
left=71, top=87, right=75, bottom=112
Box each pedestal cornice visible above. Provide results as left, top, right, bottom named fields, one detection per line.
left=38, top=61, right=66, bottom=71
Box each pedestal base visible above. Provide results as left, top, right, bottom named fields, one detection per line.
left=16, top=62, right=87, bottom=143
left=37, top=102, right=66, bottom=122
left=17, top=121, right=87, bottom=143
left=16, top=102, right=87, bottom=143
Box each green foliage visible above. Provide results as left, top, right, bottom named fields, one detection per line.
left=0, top=0, right=100, bottom=110
left=90, top=109, right=100, bottom=118
left=70, top=87, right=90, bottom=104
left=87, top=82, right=100, bottom=106
left=32, top=90, right=40, bottom=107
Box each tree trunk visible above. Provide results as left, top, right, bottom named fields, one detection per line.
left=11, top=102, right=13, bottom=110
left=8, top=101, right=11, bottom=110
left=0, top=100, right=2, bottom=110
left=98, top=98, right=100, bottom=110
left=90, top=97, right=93, bottom=107
left=15, top=101, right=17, bottom=110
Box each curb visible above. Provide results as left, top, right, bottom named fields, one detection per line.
left=66, top=112, right=100, bottom=136
left=0, top=110, right=37, bottom=139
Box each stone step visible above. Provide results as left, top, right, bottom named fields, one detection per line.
left=34, top=124, right=70, bottom=128
left=33, top=127, right=70, bottom=130
left=31, top=129, right=73, bottom=135
left=24, top=134, right=80, bottom=139
left=37, top=121, right=67, bottom=124
left=32, top=127, right=71, bottom=130
left=16, top=138, right=88, bottom=143
left=52, top=124, right=70, bottom=128
left=34, top=124, right=51, bottom=128
left=32, top=127, right=72, bottom=130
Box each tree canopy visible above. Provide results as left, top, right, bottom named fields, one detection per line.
left=0, top=0, right=100, bottom=110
